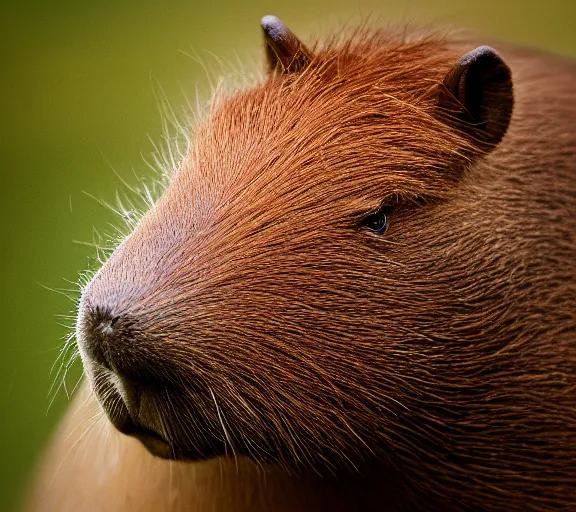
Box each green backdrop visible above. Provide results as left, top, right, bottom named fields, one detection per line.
left=2, top=0, right=575, bottom=510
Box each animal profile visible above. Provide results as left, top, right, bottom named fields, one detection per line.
left=29, top=15, right=575, bottom=512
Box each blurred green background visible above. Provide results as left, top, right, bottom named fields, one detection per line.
left=1, top=0, right=574, bottom=510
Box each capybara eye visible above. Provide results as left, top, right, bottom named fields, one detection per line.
left=362, top=206, right=392, bottom=233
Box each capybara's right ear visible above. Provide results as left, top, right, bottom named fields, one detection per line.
left=436, top=46, right=514, bottom=152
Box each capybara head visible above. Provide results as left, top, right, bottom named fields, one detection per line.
left=76, top=15, right=575, bottom=510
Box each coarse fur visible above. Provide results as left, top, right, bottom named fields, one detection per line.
left=29, top=22, right=575, bottom=512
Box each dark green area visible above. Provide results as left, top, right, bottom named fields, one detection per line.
left=1, top=0, right=574, bottom=510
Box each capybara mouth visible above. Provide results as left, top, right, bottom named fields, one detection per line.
left=114, top=411, right=175, bottom=459
left=88, top=364, right=226, bottom=461
left=87, top=365, right=174, bottom=458
left=112, top=402, right=226, bottom=461
left=90, top=377, right=173, bottom=458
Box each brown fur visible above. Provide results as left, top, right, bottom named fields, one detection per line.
left=29, top=25, right=576, bottom=512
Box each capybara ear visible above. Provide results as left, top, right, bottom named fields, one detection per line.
left=436, top=46, right=513, bottom=151
left=261, top=15, right=313, bottom=74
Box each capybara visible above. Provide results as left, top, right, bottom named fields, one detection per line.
left=29, top=15, right=576, bottom=512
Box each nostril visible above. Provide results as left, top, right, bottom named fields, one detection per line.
left=78, top=305, right=124, bottom=371
left=92, top=307, right=119, bottom=331
left=96, top=319, right=115, bottom=336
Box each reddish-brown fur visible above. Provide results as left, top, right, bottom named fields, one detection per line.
left=30, top=23, right=575, bottom=512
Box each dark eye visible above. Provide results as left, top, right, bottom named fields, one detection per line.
left=362, top=205, right=392, bottom=234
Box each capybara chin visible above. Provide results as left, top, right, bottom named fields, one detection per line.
left=29, top=14, right=575, bottom=512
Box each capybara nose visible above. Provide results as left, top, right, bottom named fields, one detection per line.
left=78, top=305, right=121, bottom=370
left=77, top=302, right=173, bottom=456
left=77, top=304, right=148, bottom=424
left=77, top=304, right=144, bottom=414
